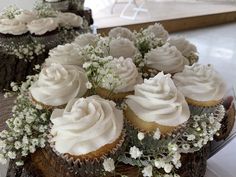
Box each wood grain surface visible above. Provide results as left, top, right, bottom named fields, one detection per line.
left=0, top=93, right=15, bottom=131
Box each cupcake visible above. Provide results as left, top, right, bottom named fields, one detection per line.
left=108, top=37, right=137, bottom=59
left=96, top=57, right=143, bottom=101
left=125, top=72, right=190, bottom=135
left=168, top=36, right=199, bottom=65
left=45, top=43, right=83, bottom=66
left=27, top=17, right=61, bottom=48
left=108, top=27, right=134, bottom=41
left=173, top=64, right=226, bottom=114
left=49, top=95, right=125, bottom=176
left=14, top=10, right=38, bottom=24
left=29, top=63, right=88, bottom=109
left=144, top=23, right=169, bottom=42
left=57, top=12, right=83, bottom=28
left=72, top=33, right=98, bottom=48
left=145, top=44, right=189, bottom=75
left=0, top=18, right=29, bottom=47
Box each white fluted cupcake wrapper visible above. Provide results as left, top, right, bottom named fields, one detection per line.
left=188, top=100, right=223, bottom=116
left=125, top=119, right=186, bottom=153
left=48, top=130, right=127, bottom=177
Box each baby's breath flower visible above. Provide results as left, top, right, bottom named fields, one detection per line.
left=103, top=158, right=115, bottom=172
left=182, top=144, right=190, bottom=150
left=7, top=151, right=16, bottom=159
left=129, top=146, right=143, bottom=159
left=16, top=160, right=24, bottom=166
left=164, top=163, right=173, bottom=173
left=86, top=81, right=92, bottom=89
left=187, top=134, right=195, bottom=141
left=142, top=165, right=153, bottom=177
left=153, top=128, right=161, bottom=140
left=137, top=132, right=145, bottom=141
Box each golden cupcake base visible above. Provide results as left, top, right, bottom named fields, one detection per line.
left=124, top=106, right=177, bottom=135
left=65, top=131, right=126, bottom=161
left=186, top=97, right=223, bottom=107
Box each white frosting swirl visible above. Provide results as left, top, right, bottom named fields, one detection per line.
left=15, top=10, right=37, bottom=24
left=57, top=12, right=83, bottom=27
left=45, top=43, right=83, bottom=66
left=145, top=23, right=169, bottom=42
left=126, top=72, right=190, bottom=126
left=145, top=44, right=189, bottom=73
left=109, top=38, right=137, bottom=58
left=73, top=33, right=98, bottom=47
left=50, top=95, right=124, bottom=155
left=109, top=27, right=134, bottom=41
left=168, top=36, right=198, bottom=58
left=101, top=57, right=143, bottom=93
left=27, top=18, right=58, bottom=35
left=0, top=19, right=27, bottom=35
left=173, top=64, right=226, bottom=101
left=30, top=64, right=88, bottom=106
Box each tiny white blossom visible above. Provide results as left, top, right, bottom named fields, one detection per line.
left=12, top=86, right=18, bottom=92
left=0, top=140, right=6, bottom=149
left=35, top=64, right=40, bottom=70
left=16, top=160, right=24, bottom=166
left=164, top=163, right=173, bottom=173
left=137, top=132, right=145, bottom=141
left=154, top=159, right=165, bottom=169
left=129, top=146, right=143, bottom=159
left=36, top=104, right=43, bottom=110
left=83, top=62, right=91, bottom=69
left=8, top=151, right=16, bottom=159
left=103, top=158, right=115, bottom=172
left=142, top=165, right=153, bottom=177
left=168, top=143, right=178, bottom=152
left=29, top=146, right=36, bottom=153
left=187, top=134, right=195, bottom=141
left=86, top=81, right=92, bottom=89
left=182, top=144, right=190, bottom=150
left=172, top=152, right=181, bottom=162
left=153, top=128, right=161, bottom=140
left=14, top=141, right=21, bottom=150
left=4, top=92, right=11, bottom=98
left=175, top=161, right=182, bottom=169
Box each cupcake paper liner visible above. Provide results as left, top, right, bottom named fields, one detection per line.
left=29, top=93, right=66, bottom=110
left=48, top=130, right=127, bottom=177
left=125, top=119, right=186, bottom=153
left=188, top=100, right=223, bottom=116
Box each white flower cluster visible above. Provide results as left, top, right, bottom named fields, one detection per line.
left=5, top=42, right=45, bottom=61
left=0, top=5, right=20, bottom=19
left=121, top=105, right=225, bottom=176
left=83, top=55, right=121, bottom=91
left=69, top=0, right=85, bottom=10
left=0, top=75, right=50, bottom=166
left=34, top=3, right=58, bottom=18
left=134, top=30, right=164, bottom=57
left=180, top=107, right=225, bottom=152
